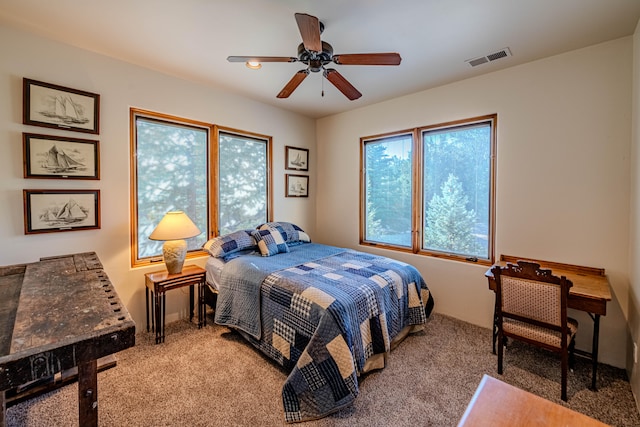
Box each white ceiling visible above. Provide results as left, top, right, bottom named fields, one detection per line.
left=1, top=0, right=639, bottom=119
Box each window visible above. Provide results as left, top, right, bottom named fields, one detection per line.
left=130, top=110, right=272, bottom=266
left=216, top=127, right=272, bottom=235
left=361, top=115, right=496, bottom=264
left=362, top=132, right=414, bottom=248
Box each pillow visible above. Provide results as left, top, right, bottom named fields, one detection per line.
left=202, top=230, right=256, bottom=258
left=251, top=226, right=290, bottom=257
left=258, top=222, right=311, bottom=246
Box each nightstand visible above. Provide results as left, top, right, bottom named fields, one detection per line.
left=144, top=265, right=206, bottom=344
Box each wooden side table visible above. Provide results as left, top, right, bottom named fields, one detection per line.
left=144, top=265, right=206, bottom=344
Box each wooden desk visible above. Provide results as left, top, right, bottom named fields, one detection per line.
left=485, top=255, right=611, bottom=390
left=0, top=252, right=136, bottom=426
left=458, top=375, right=609, bottom=427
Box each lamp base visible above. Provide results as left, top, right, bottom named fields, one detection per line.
left=162, top=239, right=187, bottom=274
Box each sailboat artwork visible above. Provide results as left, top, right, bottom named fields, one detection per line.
left=41, top=144, right=85, bottom=173
left=285, top=146, right=309, bottom=171
left=39, top=198, right=89, bottom=226
left=39, top=94, right=90, bottom=126
left=24, top=78, right=100, bottom=134
left=23, top=133, right=99, bottom=179
left=290, top=152, right=306, bottom=168
left=285, top=174, right=309, bottom=197
left=289, top=180, right=306, bottom=194
left=24, top=190, right=100, bottom=234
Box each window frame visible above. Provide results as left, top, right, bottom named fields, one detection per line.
left=359, top=128, right=418, bottom=254
left=360, top=114, right=497, bottom=266
left=213, top=125, right=273, bottom=236
left=130, top=109, right=273, bottom=268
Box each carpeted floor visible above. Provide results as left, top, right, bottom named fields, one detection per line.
left=5, top=312, right=640, bottom=426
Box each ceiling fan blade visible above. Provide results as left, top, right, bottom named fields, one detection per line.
left=295, top=13, right=322, bottom=52
left=323, top=68, right=362, bottom=100
left=227, top=56, right=297, bottom=63
left=277, top=70, right=310, bottom=98
left=333, top=53, right=402, bottom=66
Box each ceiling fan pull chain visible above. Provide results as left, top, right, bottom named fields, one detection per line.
left=322, top=74, right=325, bottom=97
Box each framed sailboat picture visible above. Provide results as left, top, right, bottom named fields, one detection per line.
left=285, top=174, right=309, bottom=197
left=23, top=78, right=100, bottom=134
left=285, top=146, right=309, bottom=171
left=23, top=133, right=100, bottom=180
left=23, top=189, right=101, bottom=234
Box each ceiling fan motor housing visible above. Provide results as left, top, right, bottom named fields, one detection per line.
left=297, top=41, right=333, bottom=72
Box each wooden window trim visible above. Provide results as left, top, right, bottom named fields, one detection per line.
left=130, top=111, right=273, bottom=268
left=359, top=114, right=497, bottom=266
left=213, top=125, right=273, bottom=237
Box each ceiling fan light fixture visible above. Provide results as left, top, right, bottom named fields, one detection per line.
left=245, top=61, right=262, bottom=69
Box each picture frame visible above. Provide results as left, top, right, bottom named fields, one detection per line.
left=23, top=78, right=100, bottom=134
left=23, top=189, right=101, bottom=234
left=285, top=174, right=309, bottom=198
left=285, top=146, right=309, bottom=171
left=23, top=133, right=100, bottom=180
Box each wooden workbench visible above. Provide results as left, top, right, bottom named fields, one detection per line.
left=0, top=252, right=135, bottom=426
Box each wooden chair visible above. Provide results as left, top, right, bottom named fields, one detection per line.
left=492, top=260, right=578, bottom=401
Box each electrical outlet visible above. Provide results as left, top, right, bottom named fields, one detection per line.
left=634, top=342, right=638, bottom=364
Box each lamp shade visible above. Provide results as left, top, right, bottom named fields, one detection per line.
left=149, top=211, right=201, bottom=274
left=149, top=211, right=201, bottom=241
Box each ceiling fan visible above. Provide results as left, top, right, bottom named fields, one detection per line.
left=227, top=13, right=402, bottom=100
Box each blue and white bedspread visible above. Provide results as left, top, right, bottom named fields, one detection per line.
left=214, top=243, right=434, bottom=423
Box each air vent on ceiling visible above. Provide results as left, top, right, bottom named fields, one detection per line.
left=466, top=47, right=512, bottom=67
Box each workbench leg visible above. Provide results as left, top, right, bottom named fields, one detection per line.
left=1, top=389, right=6, bottom=427
left=591, top=314, right=601, bottom=390
left=78, top=359, right=98, bottom=427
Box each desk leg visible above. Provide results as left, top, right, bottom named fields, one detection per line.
left=189, top=284, right=195, bottom=322
left=591, top=314, right=601, bottom=390
left=78, top=359, right=98, bottom=427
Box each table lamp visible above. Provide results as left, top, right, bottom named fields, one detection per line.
left=149, top=211, right=201, bottom=274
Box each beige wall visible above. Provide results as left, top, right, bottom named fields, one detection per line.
left=629, top=19, right=640, bottom=409
left=316, top=37, right=633, bottom=369
left=0, top=22, right=317, bottom=331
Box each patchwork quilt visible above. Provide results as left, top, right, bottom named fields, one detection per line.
left=213, top=243, right=434, bottom=423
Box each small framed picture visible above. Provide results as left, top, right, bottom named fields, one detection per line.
left=286, top=174, right=309, bottom=197
left=23, top=78, right=100, bottom=134
left=23, top=133, right=100, bottom=180
left=23, top=189, right=101, bottom=234
left=285, top=146, right=309, bottom=171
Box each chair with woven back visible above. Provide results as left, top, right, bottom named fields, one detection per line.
left=491, top=260, right=578, bottom=401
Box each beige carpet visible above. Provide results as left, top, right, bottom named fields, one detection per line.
left=5, top=313, right=640, bottom=426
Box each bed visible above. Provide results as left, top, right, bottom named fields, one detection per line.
left=203, top=222, right=434, bottom=423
